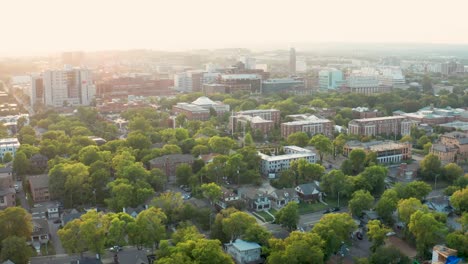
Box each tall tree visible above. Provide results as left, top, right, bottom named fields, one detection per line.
left=79, top=210, right=109, bottom=258
left=131, top=207, right=167, bottom=250
left=397, top=198, right=428, bottom=225
left=0, top=207, right=32, bottom=242
left=420, top=154, right=442, bottom=180
left=348, top=190, right=374, bottom=217
left=443, top=163, right=464, bottom=183
left=309, top=134, right=333, bottom=163
left=0, top=236, right=33, bottom=264
left=200, top=182, right=222, bottom=205
left=287, top=132, right=309, bottom=147
left=268, top=231, right=324, bottom=264
left=311, top=213, right=357, bottom=259
left=409, top=210, right=447, bottom=257
left=320, top=169, right=354, bottom=199
left=358, top=165, right=387, bottom=196
left=367, top=220, right=391, bottom=252
left=450, top=187, right=468, bottom=213
left=375, top=189, right=399, bottom=224
left=13, top=151, right=30, bottom=178
left=176, top=164, right=193, bottom=186
left=222, top=211, right=257, bottom=241
left=275, top=202, right=300, bottom=231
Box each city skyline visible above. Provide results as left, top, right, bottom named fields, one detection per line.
left=2, top=0, right=468, bottom=55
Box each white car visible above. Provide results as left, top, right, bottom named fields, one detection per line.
left=14, top=184, right=19, bottom=193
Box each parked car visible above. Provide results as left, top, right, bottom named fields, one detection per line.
left=183, top=193, right=191, bottom=200
left=332, top=207, right=340, bottom=212
left=109, top=246, right=122, bottom=252
left=323, top=209, right=331, bottom=214
left=53, top=219, right=62, bottom=224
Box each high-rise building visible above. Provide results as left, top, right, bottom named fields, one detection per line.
left=319, top=69, right=344, bottom=90
left=289, top=48, right=296, bottom=75
left=239, top=56, right=256, bottom=70
left=30, top=75, right=45, bottom=108
left=43, top=67, right=95, bottom=107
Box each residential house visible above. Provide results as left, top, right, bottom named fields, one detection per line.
left=225, top=239, right=262, bottom=264
left=430, top=143, right=458, bottom=163
left=28, top=174, right=50, bottom=202
left=295, top=182, right=322, bottom=202
left=216, top=187, right=240, bottom=210
left=47, top=203, right=60, bottom=219
left=61, top=209, right=84, bottom=225
left=0, top=167, right=15, bottom=209
left=149, top=154, right=194, bottom=178
left=29, top=153, right=48, bottom=172
left=30, top=219, right=50, bottom=253
left=241, top=189, right=270, bottom=211
left=361, top=210, right=380, bottom=224
left=270, top=188, right=299, bottom=209
left=123, top=205, right=148, bottom=218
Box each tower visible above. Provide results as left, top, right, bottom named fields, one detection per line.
left=289, top=48, right=296, bottom=75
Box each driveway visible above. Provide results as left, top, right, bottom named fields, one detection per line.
left=48, top=220, right=65, bottom=255
left=16, top=180, right=30, bottom=211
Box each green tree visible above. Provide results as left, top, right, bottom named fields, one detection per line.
left=348, top=190, right=374, bottom=217
left=268, top=231, right=324, bottom=264
left=397, top=198, right=428, bottom=225
left=176, top=164, right=193, bottom=186
left=244, top=132, right=254, bottom=146
left=396, top=181, right=432, bottom=200
left=13, top=151, right=30, bottom=178
left=333, top=133, right=347, bottom=157
left=417, top=135, right=431, bottom=149
left=58, top=219, right=87, bottom=256
left=367, top=220, right=391, bottom=252
left=375, top=189, right=399, bottom=224
left=423, top=142, right=432, bottom=155
left=290, top=159, right=325, bottom=184
left=409, top=210, right=447, bottom=257
left=0, top=207, right=32, bottom=241
left=151, top=192, right=185, bottom=223
left=400, top=135, right=413, bottom=143
left=287, top=132, right=309, bottom=147
left=208, top=136, right=236, bottom=154
left=222, top=211, right=257, bottom=241
left=127, top=131, right=151, bottom=150
left=131, top=207, right=167, bottom=250
left=275, top=202, right=299, bottom=231
left=446, top=231, right=468, bottom=258
left=79, top=210, right=109, bottom=258
left=312, top=213, right=357, bottom=259
left=320, top=170, right=354, bottom=199
left=444, top=163, right=464, bottom=183
left=420, top=153, right=442, bottom=180
left=450, top=187, right=468, bottom=213
left=346, top=149, right=366, bottom=175
left=309, top=134, right=333, bottom=163
left=106, top=179, right=135, bottom=211
left=171, top=223, right=204, bottom=245
left=358, top=165, right=387, bottom=196
left=106, top=212, right=135, bottom=246
left=422, top=75, right=433, bottom=94
left=200, top=182, right=222, bottom=205
left=368, top=246, right=411, bottom=264
left=0, top=236, right=33, bottom=264
left=2, top=152, right=12, bottom=163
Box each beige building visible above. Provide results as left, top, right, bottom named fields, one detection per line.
left=348, top=116, right=414, bottom=137
left=431, top=131, right=468, bottom=163
left=343, top=140, right=412, bottom=164
left=28, top=174, right=50, bottom=202
left=281, top=115, right=333, bottom=138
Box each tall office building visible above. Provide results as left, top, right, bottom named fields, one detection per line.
left=30, top=75, right=45, bottom=108
left=319, top=69, right=344, bottom=90
left=289, top=48, right=296, bottom=75
left=43, top=67, right=95, bottom=107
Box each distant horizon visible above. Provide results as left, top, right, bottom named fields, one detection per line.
left=2, top=0, right=468, bottom=57
left=3, top=41, right=468, bottom=58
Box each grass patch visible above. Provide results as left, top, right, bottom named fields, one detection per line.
left=256, top=211, right=274, bottom=222
left=298, top=198, right=348, bottom=215
left=269, top=208, right=278, bottom=216
left=41, top=242, right=56, bottom=256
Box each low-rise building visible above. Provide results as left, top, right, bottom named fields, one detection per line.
left=172, top=96, right=229, bottom=121
left=343, top=140, right=412, bottom=164
left=0, top=138, right=20, bottom=160
left=270, top=188, right=299, bottom=209
left=295, top=182, right=322, bottom=202
left=29, top=154, right=48, bottom=172
left=259, top=146, right=317, bottom=178
left=0, top=168, right=16, bottom=209
left=149, top=154, right=194, bottom=177
left=352, top=107, right=381, bottom=119
left=281, top=115, right=333, bottom=138
left=261, top=78, right=305, bottom=94
left=348, top=116, right=414, bottom=137
left=216, top=187, right=240, bottom=210
left=431, top=131, right=468, bottom=163
left=396, top=106, right=466, bottom=125
left=225, top=239, right=262, bottom=264
left=28, top=174, right=50, bottom=202
left=30, top=219, right=50, bottom=252
left=241, top=189, right=270, bottom=211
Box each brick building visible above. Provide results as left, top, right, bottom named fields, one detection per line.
left=352, top=107, right=382, bottom=119
left=149, top=154, right=194, bottom=177
left=431, top=131, right=468, bottom=163
left=281, top=115, right=333, bottom=138
left=343, top=140, right=412, bottom=164
left=230, top=109, right=280, bottom=135
left=348, top=116, right=414, bottom=137
left=396, top=106, right=466, bottom=125
left=96, top=77, right=174, bottom=99
left=28, top=174, right=50, bottom=202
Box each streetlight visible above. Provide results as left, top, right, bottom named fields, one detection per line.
left=434, top=174, right=439, bottom=190
left=337, top=191, right=341, bottom=208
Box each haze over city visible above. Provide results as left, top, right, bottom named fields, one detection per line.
left=2, top=0, right=468, bottom=55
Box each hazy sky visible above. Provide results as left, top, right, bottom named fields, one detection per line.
left=2, top=0, right=468, bottom=54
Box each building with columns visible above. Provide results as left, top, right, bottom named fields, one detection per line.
left=343, top=140, right=412, bottom=164
left=281, top=115, right=333, bottom=138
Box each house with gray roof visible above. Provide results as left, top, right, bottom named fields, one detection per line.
left=295, top=181, right=322, bottom=202
left=225, top=239, right=262, bottom=264
left=270, top=188, right=299, bottom=209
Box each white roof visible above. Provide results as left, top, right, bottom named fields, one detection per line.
left=221, top=74, right=260, bottom=80
left=230, top=239, right=261, bottom=251
left=192, top=96, right=217, bottom=106
left=259, top=152, right=315, bottom=162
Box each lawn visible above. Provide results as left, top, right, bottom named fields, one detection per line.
left=298, top=198, right=348, bottom=215
left=269, top=208, right=278, bottom=216
left=256, top=211, right=274, bottom=222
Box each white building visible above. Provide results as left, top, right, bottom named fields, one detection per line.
left=225, top=239, right=262, bottom=264
left=43, top=67, right=95, bottom=107
left=0, top=138, right=20, bottom=159
left=239, top=56, right=256, bottom=70
left=319, top=68, right=344, bottom=90
left=259, top=146, right=317, bottom=178
left=296, top=58, right=307, bottom=73
left=174, top=71, right=220, bottom=92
